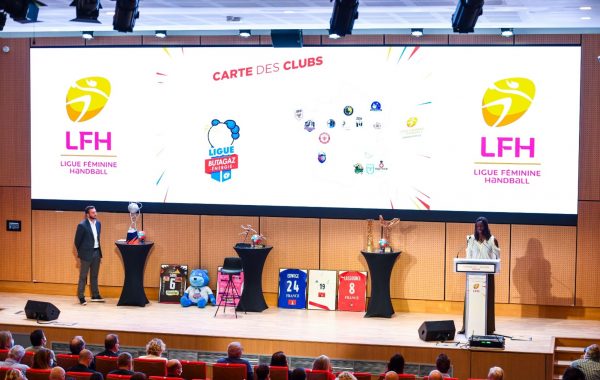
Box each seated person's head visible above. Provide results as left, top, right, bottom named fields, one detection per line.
left=167, top=359, right=182, bottom=377
left=33, top=347, right=53, bottom=369
left=290, top=368, right=306, bottom=380
left=78, top=349, right=94, bottom=368
left=336, top=371, right=357, bottom=380
left=146, top=338, right=166, bottom=357
left=562, top=367, right=586, bottom=380
left=384, top=371, right=399, bottom=380
left=584, top=344, right=600, bottom=361
left=435, top=353, right=450, bottom=374
left=5, top=369, right=25, bottom=380
left=227, top=342, right=243, bottom=359
left=70, top=336, right=86, bottom=355
left=50, top=367, right=66, bottom=380
left=117, top=352, right=133, bottom=370
left=487, top=366, right=504, bottom=380
left=256, top=364, right=270, bottom=380
left=131, top=372, right=147, bottom=380
left=387, top=353, right=405, bottom=374
left=105, top=334, right=120, bottom=353
left=428, top=370, right=443, bottom=380
left=312, top=355, right=332, bottom=372
left=30, top=329, right=46, bottom=348
left=8, top=345, right=25, bottom=363
left=0, top=330, right=14, bottom=349
left=270, top=351, right=288, bottom=367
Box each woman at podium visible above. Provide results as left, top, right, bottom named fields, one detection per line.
left=459, top=216, right=500, bottom=335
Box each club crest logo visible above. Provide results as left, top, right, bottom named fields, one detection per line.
left=482, top=77, right=535, bottom=127
left=66, top=76, right=111, bottom=123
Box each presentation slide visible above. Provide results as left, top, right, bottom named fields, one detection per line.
left=30, top=46, right=581, bottom=221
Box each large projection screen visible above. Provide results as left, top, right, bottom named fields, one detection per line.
left=30, top=46, right=581, bottom=224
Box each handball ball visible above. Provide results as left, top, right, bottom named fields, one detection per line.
left=128, top=202, right=140, bottom=213
left=379, top=238, right=389, bottom=248
left=251, top=234, right=262, bottom=245
left=137, top=231, right=146, bottom=241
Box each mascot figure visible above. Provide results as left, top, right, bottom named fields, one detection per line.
left=180, top=269, right=216, bottom=308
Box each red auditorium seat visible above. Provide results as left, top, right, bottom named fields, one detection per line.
left=269, top=365, right=289, bottom=380
left=57, top=354, right=80, bottom=369
left=424, top=377, right=459, bottom=380
left=133, top=358, right=167, bottom=377
left=306, top=369, right=334, bottom=380
left=0, top=350, right=8, bottom=361
left=351, top=373, right=371, bottom=380
left=26, top=368, right=52, bottom=380
left=21, top=351, right=35, bottom=367
left=180, top=360, right=207, bottom=380
left=66, top=371, right=94, bottom=380
left=378, top=374, right=416, bottom=380
left=148, top=376, right=185, bottom=380
left=106, top=374, right=133, bottom=380
left=95, top=356, right=119, bottom=378
left=212, top=363, right=246, bottom=380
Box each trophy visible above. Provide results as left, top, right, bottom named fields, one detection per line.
left=238, top=225, right=266, bottom=248
left=126, top=202, right=143, bottom=244
left=378, top=214, right=400, bottom=253
left=366, top=219, right=374, bottom=252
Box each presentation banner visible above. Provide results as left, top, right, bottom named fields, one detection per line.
left=216, top=267, right=244, bottom=306
left=337, top=271, right=367, bottom=312
left=278, top=268, right=308, bottom=309
left=307, top=270, right=337, bottom=311
left=158, top=264, right=188, bottom=303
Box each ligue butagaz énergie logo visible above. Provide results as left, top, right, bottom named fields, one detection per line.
left=205, top=119, right=240, bottom=182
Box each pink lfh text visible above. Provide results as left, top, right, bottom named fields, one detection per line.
left=481, top=137, right=535, bottom=158
left=66, top=131, right=112, bottom=150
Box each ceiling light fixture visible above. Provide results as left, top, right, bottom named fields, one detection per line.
left=580, top=6, right=592, bottom=11
left=81, top=31, right=94, bottom=39
left=155, top=30, right=166, bottom=38
left=239, top=30, right=251, bottom=38
left=411, top=28, right=423, bottom=37
left=70, top=0, right=102, bottom=23
left=329, top=0, right=359, bottom=38
left=581, top=16, right=592, bottom=20
left=500, top=28, right=513, bottom=37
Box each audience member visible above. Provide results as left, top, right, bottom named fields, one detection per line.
left=139, top=338, right=167, bottom=361
left=4, top=369, right=25, bottom=380
left=50, top=367, right=66, bottom=380
left=166, top=359, right=182, bottom=377
left=130, top=373, right=147, bottom=380
left=32, top=347, right=54, bottom=369
left=69, top=336, right=86, bottom=355
left=0, top=345, right=29, bottom=373
left=571, top=343, right=600, bottom=380
left=270, top=351, right=292, bottom=378
left=336, top=371, right=356, bottom=380
left=563, top=367, right=586, bottom=380
left=386, top=354, right=405, bottom=374
left=216, top=342, right=253, bottom=380
left=290, top=368, right=306, bottom=380
left=108, top=352, right=134, bottom=376
left=312, top=355, right=334, bottom=380
left=435, top=353, right=451, bottom=378
left=66, top=349, right=103, bottom=380
left=487, top=366, right=504, bottom=380
left=256, top=364, right=270, bottom=380
left=25, top=329, right=47, bottom=353
left=96, top=334, right=121, bottom=358
left=384, top=371, right=399, bottom=380
left=0, top=331, right=14, bottom=349
left=428, top=370, right=444, bottom=380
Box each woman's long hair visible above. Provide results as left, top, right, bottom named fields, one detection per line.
left=474, top=216, right=492, bottom=241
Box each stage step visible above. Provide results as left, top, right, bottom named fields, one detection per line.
left=554, top=346, right=584, bottom=361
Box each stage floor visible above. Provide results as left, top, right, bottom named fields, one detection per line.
left=2, top=292, right=600, bottom=355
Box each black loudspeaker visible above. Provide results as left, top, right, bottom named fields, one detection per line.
left=418, top=320, right=455, bottom=341
left=24, top=300, right=60, bottom=321
left=271, top=29, right=303, bottom=48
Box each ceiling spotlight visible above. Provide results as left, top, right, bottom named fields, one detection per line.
left=0, top=11, right=6, bottom=31
left=70, top=0, right=101, bottom=23
left=580, top=6, right=592, bottom=11
left=113, top=0, right=139, bottom=32
left=155, top=30, right=166, bottom=38
left=81, top=31, right=93, bottom=39
left=328, top=33, right=341, bottom=39
left=451, top=0, right=484, bottom=33
left=239, top=30, right=251, bottom=38
left=329, top=0, right=359, bottom=38
left=500, top=28, right=513, bottom=37
left=2, top=0, right=47, bottom=23
left=411, top=28, right=423, bottom=37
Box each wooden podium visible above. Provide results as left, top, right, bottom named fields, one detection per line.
left=454, top=258, right=500, bottom=337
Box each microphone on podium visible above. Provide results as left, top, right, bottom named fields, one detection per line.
left=456, top=235, right=472, bottom=259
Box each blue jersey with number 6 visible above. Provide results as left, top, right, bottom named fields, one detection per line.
left=278, top=269, right=307, bottom=309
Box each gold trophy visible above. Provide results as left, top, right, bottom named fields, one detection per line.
left=366, top=219, right=374, bottom=252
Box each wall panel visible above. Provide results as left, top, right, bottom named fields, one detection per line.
left=576, top=201, right=600, bottom=306
left=510, top=225, right=576, bottom=306
left=142, top=36, right=201, bottom=46
left=470, top=351, right=547, bottom=380
left=142, top=214, right=200, bottom=287
left=259, top=217, right=320, bottom=293
left=200, top=215, right=259, bottom=290
left=445, top=223, right=510, bottom=303
left=322, top=35, right=384, bottom=45
left=384, top=34, right=448, bottom=45
left=448, top=34, right=514, bottom=45
left=0, top=187, right=32, bottom=281
left=515, top=34, right=581, bottom=45
left=32, top=37, right=85, bottom=47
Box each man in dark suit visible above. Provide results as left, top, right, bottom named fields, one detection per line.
left=74, top=205, right=104, bottom=305
left=95, top=334, right=120, bottom=358
left=107, top=353, right=134, bottom=376
left=67, top=350, right=104, bottom=380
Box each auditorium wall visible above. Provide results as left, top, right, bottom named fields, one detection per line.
left=1, top=33, right=599, bottom=313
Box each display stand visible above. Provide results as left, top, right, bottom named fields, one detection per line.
left=361, top=251, right=401, bottom=318
left=115, top=241, right=154, bottom=307
left=234, top=243, right=273, bottom=312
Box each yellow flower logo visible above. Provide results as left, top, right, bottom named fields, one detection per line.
left=66, top=77, right=111, bottom=122
left=482, top=77, right=535, bottom=127
left=406, top=117, right=418, bottom=128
